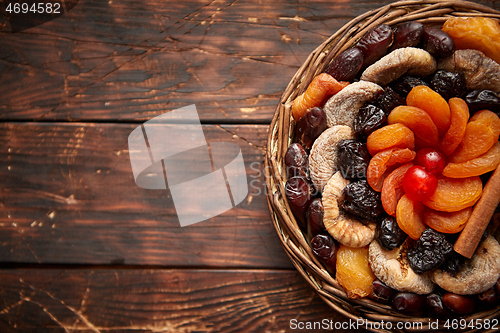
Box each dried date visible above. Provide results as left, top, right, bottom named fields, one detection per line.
left=324, top=47, right=364, bottom=82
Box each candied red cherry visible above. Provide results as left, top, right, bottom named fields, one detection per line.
left=414, top=148, right=447, bottom=175
left=402, top=166, right=438, bottom=201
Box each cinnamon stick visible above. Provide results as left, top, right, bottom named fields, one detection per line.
left=454, top=164, right=500, bottom=258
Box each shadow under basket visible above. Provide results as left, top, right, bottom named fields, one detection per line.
left=265, top=1, right=500, bottom=332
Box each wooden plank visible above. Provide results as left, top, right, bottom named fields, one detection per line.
left=0, top=268, right=362, bottom=333
left=0, top=122, right=293, bottom=268
left=4, top=0, right=496, bottom=122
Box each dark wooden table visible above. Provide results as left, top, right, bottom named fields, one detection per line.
left=0, top=1, right=497, bottom=332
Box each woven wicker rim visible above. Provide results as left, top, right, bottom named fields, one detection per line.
left=265, top=1, right=500, bottom=332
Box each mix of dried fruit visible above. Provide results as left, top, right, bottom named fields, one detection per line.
left=284, top=16, right=500, bottom=317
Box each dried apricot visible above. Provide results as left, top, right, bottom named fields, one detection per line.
left=381, top=163, right=414, bottom=216
left=442, top=17, right=500, bottom=65
left=387, top=105, right=439, bottom=148
left=367, top=148, right=416, bottom=192
left=366, top=123, right=415, bottom=156
left=424, top=207, right=472, bottom=234
left=439, top=97, right=470, bottom=156
left=449, top=110, right=500, bottom=163
left=396, top=194, right=426, bottom=240
left=443, top=141, right=500, bottom=178
left=292, top=73, right=349, bottom=121
left=406, top=85, right=451, bottom=136
left=423, top=176, right=482, bottom=212
left=336, top=244, right=375, bottom=298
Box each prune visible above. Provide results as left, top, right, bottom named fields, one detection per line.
left=369, top=279, right=395, bottom=304
left=421, top=26, right=455, bottom=58
left=375, top=216, right=407, bottom=250
left=357, top=24, right=394, bottom=68
left=392, top=292, right=426, bottom=316
left=392, top=75, right=429, bottom=97
left=426, top=293, right=453, bottom=318
left=337, top=139, right=370, bottom=180
left=285, top=176, right=314, bottom=229
left=324, top=47, right=364, bottom=82
left=407, top=228, right=453, bottom=274
left=353, top=104, right=387, bottom=140
left=465, top=89, right=500, bottom=114
left=284, top=143, right=309, bottom=179
left=430, top=70, right=466, bottom=100
left=294, top=107, right=327, bottom=150
left=374, top=86, right=405, bottom=115
left=339, top=180, right=383, bottom=221
left=391, top=21, right=423, bottom=51
left=307, top=198, right=324, bottom=237
left=443, top=293, right=476, bottom=315
left=311, top=233, right=337, bottom=273
left=440, top=251, right=466, bottom=276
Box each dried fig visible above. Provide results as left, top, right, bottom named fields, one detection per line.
left=432, top=235, right=500, bottom=295
left=322, top=172, right=376, bottom=248
left=323, top=81, right=383, bottom=128
left=369, top=239, right=435, bottom=295
left=361, top=47, right=437, bottom=86
left=309, top=125, right=353, bottom=193
left=437, top=49, right=500, bottom=94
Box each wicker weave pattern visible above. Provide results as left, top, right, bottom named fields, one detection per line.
left=266, top=1, right=500, bottom=332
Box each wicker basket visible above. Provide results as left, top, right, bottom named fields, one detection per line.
left=265, top=1, right=500, bottom=332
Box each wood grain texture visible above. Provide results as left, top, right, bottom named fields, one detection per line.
left=0, top=268, right=363, bottom=333
left=2, top=0, right=494, bottom=122
left=0, top=122, right=292, bottom=267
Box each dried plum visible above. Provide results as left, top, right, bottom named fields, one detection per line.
left=285, top=143, right=309, bottom=179
left=391, top=21, right=424, bottom=51
left=339, top=180, right=383, bottom=221
left=324, top=47, right=364, bottom=82
left=466, top=89, right=500, bottom=114
left=376, top=216, right=407, bottom=250
left=294, top=106, right=327, bottom=150
left=407, top=228, right=453, bottom=274
left=440, top=251, right=466, bottom=276
left=337, top=139, right=370, bottom=180
left=392, top=75, right=429, bottom=97
left=375, top=86, right=405, bottom=115
left=421, top=26, right=455, bottom=58
left=430, top=70, right=466, bottom=100
left=353, top=104, right=387, bottom=140
left=357, top=24, right=394, bottom=68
